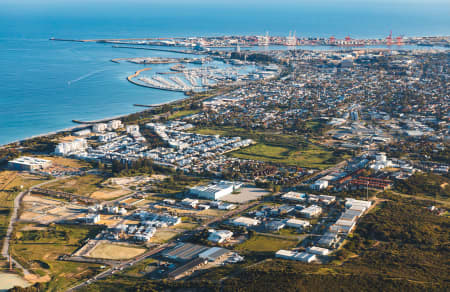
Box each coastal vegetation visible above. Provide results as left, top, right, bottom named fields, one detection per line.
left=235, top=234, right=298, bottom=253
left=109, top=158, right=174, bottom=177
left=394, top=172, right=450, bottom=201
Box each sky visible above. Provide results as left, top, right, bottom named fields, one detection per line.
left=0, top=0, right=448, bottom=38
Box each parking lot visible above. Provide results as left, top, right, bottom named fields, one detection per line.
left=221, top=187, right=271, bottom=203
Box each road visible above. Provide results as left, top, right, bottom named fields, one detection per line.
left=1, top=177, right=66, bottom=276
left=66, top=244, right=169, bottom=291
left=1, top=188, right=30, bottom=275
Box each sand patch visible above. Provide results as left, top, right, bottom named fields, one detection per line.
left=24, top=274, right=51, bottom=283
left=90, top=189, right=129, bottom=200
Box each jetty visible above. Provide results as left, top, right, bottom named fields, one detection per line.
left=112, top=45, right=199, bottom=55
left=127, top=67, right=152, bottom=81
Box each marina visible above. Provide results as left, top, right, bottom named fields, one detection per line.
left=124, top=56, right=276, bottom=93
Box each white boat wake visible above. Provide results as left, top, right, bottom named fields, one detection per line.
left=67, top=69, right=106, bottom=85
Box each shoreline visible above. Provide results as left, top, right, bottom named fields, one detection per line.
left=0, top=94, right=191, bottom=148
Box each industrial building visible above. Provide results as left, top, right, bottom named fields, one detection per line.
left=163, top=243, right=210, bottom=262
left=181, top=198, right=199, bottom=208
left=208, top=230, right=233, bottom=243
left=275, top=250, right=317, bottom=263
left=329, top=219, right=356, bottom=234
left=8, top=156, right=52, bottom=171
left=189, top=181, right=243, bottom=200
left=265, top=220, right=286, bottom=231
left=299, top=205, right=322, bottom=218
left=198, top=247, right=230, bottom=262
left=231, top=216, right=260, bottom=227
left=345, top=198, right=372, bottom=211
left=281, top=191, right=307, bottom=202
left=317, top=231, right=340, bottom=248
left=306, top=246, right=331, bottom=256
left=310, top=180, right=329, bottom=190
left=167, top=258, right=207, bottom=280
left=285, top=218, right=310, bottom=229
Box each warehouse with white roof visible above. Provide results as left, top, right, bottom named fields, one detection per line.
left=190, top=181, right=243, bottom=200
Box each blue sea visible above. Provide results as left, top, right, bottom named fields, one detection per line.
left=1, top=0, right=449, bottom=145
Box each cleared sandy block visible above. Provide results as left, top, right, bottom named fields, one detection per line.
left=23, top=194, right=43, bottom=203
left=25, top=194, right=62, bottom=206
left=20, top=211, right=39, bottom=221
left=34, top=205, right=54, bottom=212
left=133, top=199, right=151, bottom=207
left=34, top=214, right=59, bottom=224
left=49, top=207, right=68, bottom=216
left=123, top=219, right=140, bottom=225
left=120, top=197, right=143, bottom=204
left=105, top=175, right=150, bottom=186
left=97, top=215, right=122, bottom=227
left=86, top=243, right=146, bottom=260
left=90, top=189, right=130, bottom=200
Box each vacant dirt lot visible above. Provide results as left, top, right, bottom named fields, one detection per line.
left=20, top=194, right=87, bottom=224
left=90, top=189, right=130, bottom=200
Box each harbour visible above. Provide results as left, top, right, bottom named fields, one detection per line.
left=1, top=0, right=449, bottom=146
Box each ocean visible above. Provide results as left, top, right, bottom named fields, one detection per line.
left=0, top=0, right=449, bottom=145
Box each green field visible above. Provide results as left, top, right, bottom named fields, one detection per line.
left=12, top=224, right=103, bottom=291
left=235, top=234, right=298, bottom=253
left=190, top=126, right=249, bottom=137
left=231, top=142, right=341, bottom=169
left=191, top=126, right=348, bottom=169
left=167, top=109, right=200, bottom=120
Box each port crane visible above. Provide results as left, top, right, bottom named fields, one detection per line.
left=386, top=30, right=393, bottom=45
